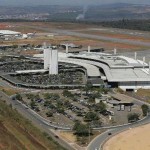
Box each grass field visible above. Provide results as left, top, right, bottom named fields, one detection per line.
left=0, top=100, right=66, bottom=150
left=0, top=86, right=20, bottom=96
left=135, top=89, right=150, bottom=103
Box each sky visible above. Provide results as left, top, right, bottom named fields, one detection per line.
left=0, top=0, right=150, bottom=6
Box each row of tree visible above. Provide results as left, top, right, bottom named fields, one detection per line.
left=99, top=19, right=150, bottom=31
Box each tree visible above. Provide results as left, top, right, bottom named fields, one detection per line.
left=57, top=107, right=64, bottom=114
left=94, top=92, right=102, bottom=98
left=43, top=93, right=60, bottom=100
left=56, top=100, right=63, bottom=107
left=34, top=107, right=40, bottom=112
left=91, top=120, right=102, bottom=127
left=128, top=113, right=139, bottom=123
left=12, top=44, right=18, bottom=49
left=44, top=100, right=50, bottom=107
left=53, top=93, right=60, bottom=100
left=103, top=88, right=109, bottom=94
left=88, top=94, right=96, bottom=103
left=84, top=82, right=92, bottom=95
left=43, top=93, right=52, bottom=99
left=15, top=93, right=22, bottom=101
left=18, top=55, right=26, bottom=60
left=64, top=100, right=71, bottom=108
left=0, top=56, right=6, bottom=62
left=34, top=94, right=40, bottom=100
left=46, top=111, right=53, bottom=117
left=73, top=121, right=89, bottom=136
left=141, top=104, right=149, bottom=116
left=84, top=111, right=99, bottom=122
left=30, top=100, right=36, bottom=109
left=26, top=93, right=34, bottom=100
left=62, top=90, right=73, bottom=98
left=95, top=101, right=106, bottom=112
left=88, top=91, right=102, bottom=103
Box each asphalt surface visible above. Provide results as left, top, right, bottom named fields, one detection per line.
left=81, top=28, right=150, bottom=39
left=19, top=24, right=150, bottom=47
left=118, top=49, right=150, bottom=63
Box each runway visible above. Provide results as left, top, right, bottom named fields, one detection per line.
left=19, top=24, right=150, bottom=48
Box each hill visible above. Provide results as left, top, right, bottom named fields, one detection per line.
left=0, top=3, right=150, bottom=21
left=0, top=99, right=65, bottom=150
left=84, top=3, right=150, bottom=21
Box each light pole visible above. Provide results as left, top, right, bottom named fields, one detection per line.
left=89, top=124, right=91, bottom=144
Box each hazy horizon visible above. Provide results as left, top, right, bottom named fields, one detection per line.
left=0, top=0, right=150, bottom=6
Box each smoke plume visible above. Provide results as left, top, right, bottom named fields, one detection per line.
left=76, top=5, right=88, bottom=20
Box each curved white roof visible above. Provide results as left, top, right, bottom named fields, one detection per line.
left=33, top=51, right=150, bottom=82
left=69, top=54, right=150, bottom=82
left=59, top=58, right=100, bottom=77
left=33, top=53, right=100, bottom=77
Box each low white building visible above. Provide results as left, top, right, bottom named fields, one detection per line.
left=0, top=30, right=22, bottom=40
left=0, top=30, right=21, bottom=36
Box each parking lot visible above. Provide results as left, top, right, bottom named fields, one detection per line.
left=17, top=88, right=144, bottom=129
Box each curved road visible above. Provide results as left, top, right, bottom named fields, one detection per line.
left=0, top=90, right=75, bottom=150
left=87, top=115, right=150, bottom=150
left=87, top=95, right=150, bottom=150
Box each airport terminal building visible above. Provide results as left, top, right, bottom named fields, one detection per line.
left=34, top=49, right=150, bottom=91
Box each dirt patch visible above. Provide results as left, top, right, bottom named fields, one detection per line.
left=0, top=23, right=9, bottom=29
left=59, top=131, right=76, bottom=143
left=103, top=124, right=150, bottom=150
left=136, top=89, right=150, bottom=97
left=135, top=89, right=150, bottom=103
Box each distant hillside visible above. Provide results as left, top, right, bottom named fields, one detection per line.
left=84, top=3, right=150, bottom=21
left=0, top=3, right=150, bottom=21
left=0, top=5, right=81, bottom=15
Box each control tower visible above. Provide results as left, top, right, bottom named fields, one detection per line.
left=43, top=46, right=58, bottom=75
